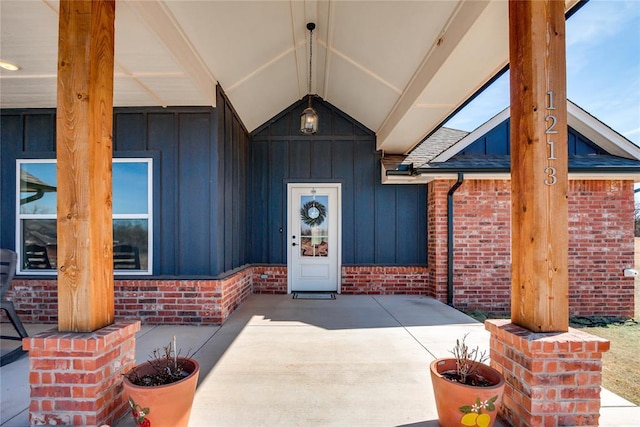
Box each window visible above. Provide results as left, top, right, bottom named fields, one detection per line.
left=16, top=158, right=153, bottom=275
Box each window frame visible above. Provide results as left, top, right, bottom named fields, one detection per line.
left=15, top=158, right=153, bottom=276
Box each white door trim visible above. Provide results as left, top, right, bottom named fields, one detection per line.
left=287, top=183, right=342, bottom=293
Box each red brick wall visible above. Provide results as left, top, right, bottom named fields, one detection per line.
left=218, top=270, right=253, bottom=319
left=6, top=265, right=431, bottom=325
left=251, top=265, right=430, bottom=295
left=568, top=180, right=635, bottom=317
left=430, top=178, right=635, bottom=318
left=252, top=265, right=288, bottom=293
left=427, top=181, right=449, bottom=300
left=117, top=272, right=252, bottom=324
left=4, top=279, right=58, bottom=323
left=341, top=266, right=429, bottom=294
left=449, top=180, right=512, bottom=314
left=7, top=267, right=253, bottom=325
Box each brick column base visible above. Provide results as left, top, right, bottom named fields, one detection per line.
left=485, top=319, right=610, bottom=427
left=22, top=321, right=140, bottom=426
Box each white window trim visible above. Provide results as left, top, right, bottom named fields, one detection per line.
left=15, top=158, right=153, bottom=276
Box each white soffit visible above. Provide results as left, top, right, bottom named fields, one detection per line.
left=376, top=0, right=504, bottom=154
left=0, top=0, right=582, bottom=155
left=124, top=0, right=217, bottom=107
left=0, top=0, right=58, bottom=108
left=162, top=0, right=298, bottom=130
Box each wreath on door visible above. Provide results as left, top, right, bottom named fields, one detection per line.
left=300, top=200, right=327, bottom=227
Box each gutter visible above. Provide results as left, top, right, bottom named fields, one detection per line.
left=385, top=163, right=416, bottom=176
left=417, top=167, right=510, bottom=174
left=447, top=173, right=464, bottom=307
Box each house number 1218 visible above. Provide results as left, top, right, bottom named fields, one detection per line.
left=544, top=90, right=557, bottom=186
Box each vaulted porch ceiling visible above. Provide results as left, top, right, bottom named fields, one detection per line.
left=0, top=0, right=579, bottom=155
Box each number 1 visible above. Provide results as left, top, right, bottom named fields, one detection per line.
left=547, top=140, right=557, bottom=160
left=546, top=91, right=555, bottom=110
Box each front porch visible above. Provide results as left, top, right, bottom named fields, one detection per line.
left=2, top=294, right=637, bottom=426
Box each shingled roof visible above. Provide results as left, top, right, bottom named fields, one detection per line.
left=419, top=154, right=640, bottom=172
left=381, top=127, right=467, bottom=175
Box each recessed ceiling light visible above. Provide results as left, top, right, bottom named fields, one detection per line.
left=0, top=61, right=20, bottom=71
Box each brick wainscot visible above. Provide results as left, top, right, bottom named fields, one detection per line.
left=7, top=266, right=431, bottom=325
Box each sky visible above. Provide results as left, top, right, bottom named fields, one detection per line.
left=20, top=161, right=149, bottom=215
left=445, top=0, right=640, bottom=147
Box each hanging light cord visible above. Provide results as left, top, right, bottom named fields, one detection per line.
left=308, top=23, right=314, bottom=105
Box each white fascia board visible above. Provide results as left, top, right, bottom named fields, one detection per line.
left=568, top=172, right=640, bottom=182
left=382, top=174, right=435, bottom=185
left=567, top=102, right=640, bottom=160
left=430, top=101, right=640, bottom=163
left=428, top=172, right=640, bottom=181
left=384, top=170, right=640, bottom=184
left=431, top=107, right=510, bottom=163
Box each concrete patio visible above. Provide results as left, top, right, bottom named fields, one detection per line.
left=1, top=294, right=638, bottom=426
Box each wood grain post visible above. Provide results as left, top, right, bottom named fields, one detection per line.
left=56, top=0, right=116, bottom=332
left=509, top=0, right=568, bottom=332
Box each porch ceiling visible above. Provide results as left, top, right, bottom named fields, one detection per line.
left=0, top=0, right=579, bottom=155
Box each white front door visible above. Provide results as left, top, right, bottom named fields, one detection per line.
left=288, top=183, right=341, bottom=292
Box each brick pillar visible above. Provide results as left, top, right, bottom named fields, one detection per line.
left=23, top=321, right=140, bottom=426
left=485, top=319, right=610, bottom=426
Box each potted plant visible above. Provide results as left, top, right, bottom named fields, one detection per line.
left=122, top=337, right=200, bottom=427
left=429, top=334, right=505, bottom=427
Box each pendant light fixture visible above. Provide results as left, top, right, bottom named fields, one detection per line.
left=300, top=22, right=318, bottom=135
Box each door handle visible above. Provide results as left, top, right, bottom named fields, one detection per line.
left=292, top=242, right=297, bottom=247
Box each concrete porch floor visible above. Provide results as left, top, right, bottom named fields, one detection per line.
left=1, top=294, right=638, bottom=426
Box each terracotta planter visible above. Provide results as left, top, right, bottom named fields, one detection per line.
left=430, top=358, right=505, bottom=427
left=122, top=357, right=200, bottom=427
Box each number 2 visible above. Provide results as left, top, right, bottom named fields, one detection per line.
left=545, top=114, right=558, bottom=134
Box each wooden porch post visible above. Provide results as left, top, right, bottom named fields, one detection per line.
left=56, top=0, right=116, bottom=332
left=490, top=3, right=610, bottom=423
left=509, top=0, right=568, bottom=332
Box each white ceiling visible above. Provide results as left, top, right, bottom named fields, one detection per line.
left=0, top=0, right=579, bottom=154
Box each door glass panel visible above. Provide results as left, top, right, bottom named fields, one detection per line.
left=299, top=194, right=328, bottom=257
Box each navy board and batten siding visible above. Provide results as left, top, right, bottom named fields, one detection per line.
left=458, top=117, right=608, bottom=156
left=1, top=92, right=426, bottom=278
left=0, top=88, right=249, bottom=277
left=1, top=110, right=60, bottom=251
left=248, top=96, right=427, bottom=266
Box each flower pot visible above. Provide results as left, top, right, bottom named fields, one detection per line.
left=430, top=358, right=505, bottom=427
left=122, top=357, right=200, bottom=427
